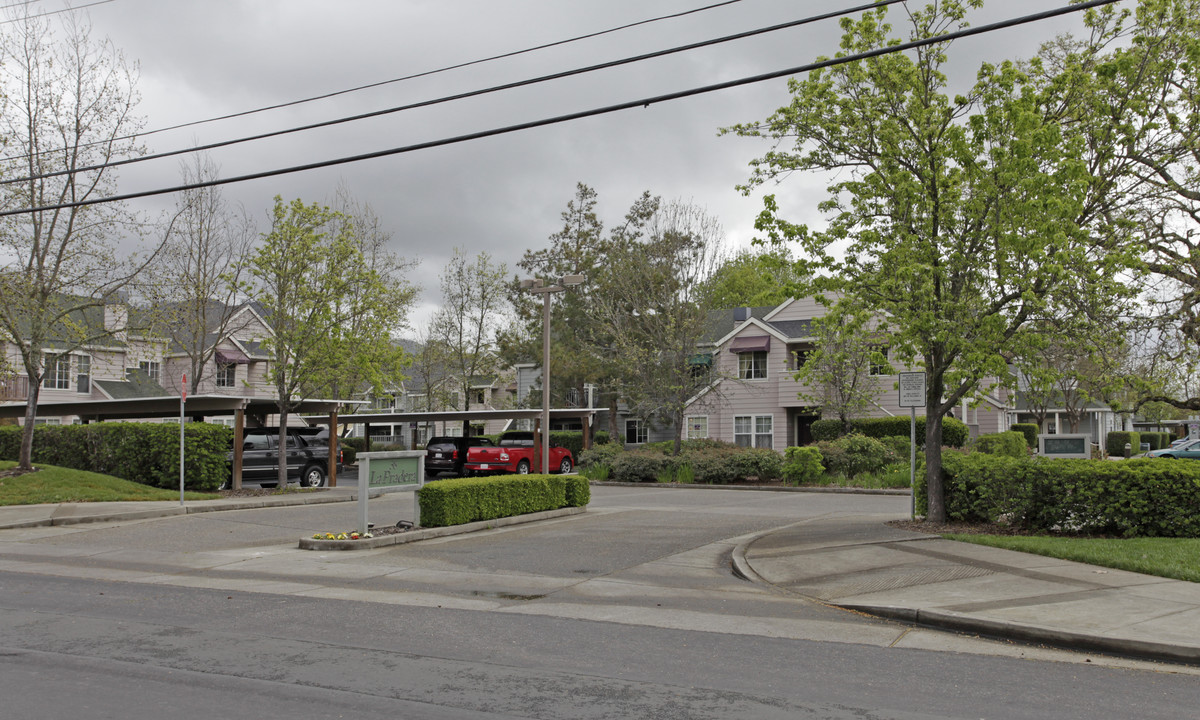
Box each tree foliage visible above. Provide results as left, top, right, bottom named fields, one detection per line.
left=700, top=246, right=803, bottom=309
left=724, top=0, right=1135, bottom=521
left=430, top=248, right=509, bottom=413
left=794, top=308, right=890, bottom=433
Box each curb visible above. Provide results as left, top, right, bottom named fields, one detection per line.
left=0, top=489, right=370, bottom=530
left=591, top=481, right=909, bottom=495
left=843, top=603, right=1200, bottom=666
left=298, top=505, right=588, bottom=551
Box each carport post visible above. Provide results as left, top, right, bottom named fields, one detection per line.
left=233, top=408, right=245, bottom=491
left=328, top=409, right=338, bottom=488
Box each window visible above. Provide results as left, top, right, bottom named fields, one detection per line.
left=76, top=354, right=90, bottom=394
left=472, top=389, right=486, bottom=405
left=34, top=417, right=62, bottom=426
left=625, top=419, right=647, bottom=445
left=139, top=360, right=161, bottom=383
left=734, top=415, right=773, bottom=449
left=216, top=362, right=236, bottom=388
left=791, top=348, right=812, bottom=371
left=869, top=347, right=891, bottom=376
left=43, top=355, right=70, bottom=390
left=686, top=416, right=708, bottom=440
left=738, top=351, right=768, bottom=380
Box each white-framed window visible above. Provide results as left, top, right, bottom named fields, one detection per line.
left=686, top=415, right=708, bottom=440
left=869, top=347, right=891, bottom=376
left=76, top=354, right=90, bottom=394
left=472, top=389, right=486, bottom=405
left=734, top=414, right=773, bottom=449
left=43, top=355, right=71, bottom=389
left=625, top=419, right=647, bottom=445
left=139, top=360, right=161, bottom=383
left=34, top=417, right=62, bottom=425
left=216, top=362, right=236, bottom=388
left=738, top=351, right=768, bottom=380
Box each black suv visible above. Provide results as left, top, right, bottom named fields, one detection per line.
left=425, top=435, right=495, bottom=478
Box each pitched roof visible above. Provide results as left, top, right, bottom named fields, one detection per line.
left=94, top=369, right=170, bottom=400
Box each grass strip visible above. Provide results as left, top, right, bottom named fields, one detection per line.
left=945, top=533, right=1200, bottom=584
left=0, top=461, right=219, bottom=505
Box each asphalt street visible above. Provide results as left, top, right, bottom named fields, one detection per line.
left=2, top=486, right=1198, bottom=719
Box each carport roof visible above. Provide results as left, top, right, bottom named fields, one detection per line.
left=0, top=395, right=349, bottom=422
left=345, top=408, right=597, bottom=424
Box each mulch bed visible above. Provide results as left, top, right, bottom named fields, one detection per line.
left=888, top=519, right=1031, bottom=536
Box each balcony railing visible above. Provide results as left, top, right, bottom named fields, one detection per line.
left=0, top=375, right=29, bottom=401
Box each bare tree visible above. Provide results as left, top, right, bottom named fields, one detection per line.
left=140, top=155, right=257, bottom=395
left=0, top=9, right=164, bottom=469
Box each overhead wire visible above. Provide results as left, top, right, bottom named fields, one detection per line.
left=1, top=0, right=909, bottom=185
left=0, top=0, right=1124, bottom=218
left=0, top=0, right=745, bottom=163
left=0, top=0, right=114, bottom=24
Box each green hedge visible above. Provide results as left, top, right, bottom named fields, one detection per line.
left=973, top=431, right=1028, bottom=458
left=1106, top=431, right=1140, bottom=457
left=1010, top=423, right=1039, bottom=448
left=810, top=416, right=968, bottom=447
left=604, top=444, right=782, bottom=484
left=0, top=422, right=233, bottom=492
left=416, top=474, right=589, bottom=527
left=917, top=452, right=1200, bottom=537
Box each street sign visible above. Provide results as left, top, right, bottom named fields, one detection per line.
left=898, top=372, right=926, bottom=408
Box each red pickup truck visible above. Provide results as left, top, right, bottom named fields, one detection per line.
left=463, top=431, right=574, bottom=475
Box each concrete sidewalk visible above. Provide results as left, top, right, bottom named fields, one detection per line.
left=0, top=486, right=364, bottom=530
left=733, top=514, right=1200, bottom=665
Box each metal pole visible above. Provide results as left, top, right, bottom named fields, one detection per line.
left=179, top=375, right=186, bottom=506
left=910, top=406, right=916, bottom=519
left=542, top=289, right=551, bottom=474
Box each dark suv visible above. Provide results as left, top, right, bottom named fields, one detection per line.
left=425, top=435, right=495, bottom=478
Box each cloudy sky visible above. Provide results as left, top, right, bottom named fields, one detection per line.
left=17, top=0, right=1107, bottom=329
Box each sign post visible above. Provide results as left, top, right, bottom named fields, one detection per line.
left=898, top=372, right=926, bottom=519
left=179, top=373, right=186, bottom=506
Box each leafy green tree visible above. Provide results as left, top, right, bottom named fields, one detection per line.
left=724, top=1, right=1134, bottom=522
left=430, top=249, right=509, bottom=416
left=795, top=309, right=890, bottom=434
left=247, top=196, right=381, bottom=487
left=701, top=247, right=803, bottom=309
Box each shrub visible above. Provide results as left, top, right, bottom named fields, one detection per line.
left=610, top=451, right=674, bottom=482
left=417, top=474, right=588, bottom=527
left=810, top=419, right=843, bottom=442
left=877, top=435, right=913, bottom=462
left=817, top=433, right=890, bottom=480
left=593, top=430, right=612, bottom=445
left=0, top=422, right=232, bottom=491
left=973, top=431, right=1028, bottom=458
left=1010, top=423, right=1038, bottom=448
left=579, top=442, right=625, bottom=468
left=1106, top=431, right=1140, bottom=457
left=808, top=416, right=969, bottom=448
left=782, top=446, right=824, bottom=484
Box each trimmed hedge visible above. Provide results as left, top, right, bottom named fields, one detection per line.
left=973, top=431, right=1027, bottom=458
left=0, top=422, right=233, bottom=492
left=416, top=473, right=589, bottom=527
left=918, top=452, right=1200, bottom=537
left=810, top=416, right=969, bottom=447
left=1106, top=431, right=1141, bottom=457
left=816, top=434, right=891, bottom=480
left=1010, top=423, right=1039, bottom=448
left=605, top=444, right=783, bottom=484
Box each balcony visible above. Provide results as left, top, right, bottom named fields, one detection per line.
left=0, top=375, right=29, bottom=401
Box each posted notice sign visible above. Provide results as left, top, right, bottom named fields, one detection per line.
left=898, top=372, right=926, bottom=408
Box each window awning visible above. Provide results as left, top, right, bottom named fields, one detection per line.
left=729, top=336, right=771, bottom=353
left=216, top=348, right=251, bottom=364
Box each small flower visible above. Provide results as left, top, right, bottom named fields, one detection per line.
left=349, top=532, right=360, bottom=540
left=312, top=533, right=322, bottom=539
left=324, top=533, right=336, bottom=540
left=363, top=532, right=374, bottom=538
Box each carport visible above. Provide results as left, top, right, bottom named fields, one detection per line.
left=0, top=395, right=352, bottom=490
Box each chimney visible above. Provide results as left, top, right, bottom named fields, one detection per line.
left=733, top=307, right=751, bottom=323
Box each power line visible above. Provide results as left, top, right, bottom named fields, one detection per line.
left=0, top=0, right=115, bottom=24
left=2, top=0, right=909, bottom=186
left=0, top=0, right=1124, bottom=218
left=0, top=0, right=744, bottom=164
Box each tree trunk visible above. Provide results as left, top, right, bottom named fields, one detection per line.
left=276, top=406, right=289, bottom=489
left=19, top=383, right=40, bottom=471
left=924, top=408, right=945, bottom=523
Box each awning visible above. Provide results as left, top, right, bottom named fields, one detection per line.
left=216, top=348, right=251, bottom=364
left=729, top=336, right=771, bottom=353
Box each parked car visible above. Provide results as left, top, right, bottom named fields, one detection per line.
left=225, top=428, right=339, bottom=488
left=425, top=435, right=495, bottom=478
left=463, top=430, right=574, bottom=475
left=1147, top=439, right=1200, bottom=459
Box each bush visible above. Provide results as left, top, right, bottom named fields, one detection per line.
left=417, top=473, right=588, bottom=527
left=610, top=450, right=674, bottom=482
left=808, top=416, right=969, bottom=448
left=917, top=452, right=1200, bottom=537
left=1010, top=423, right=1039, bottom=448
left=817, top=433, right=890, bottom=480
left=579, top=442, right=625, bottom=468
left=877, top=435, right=913, bottom=462
left=593, top=430, right=612, bottom=445
left=973, top=431, right=1028, bottom=458
left=1106, top=431, right=1140, bottom=457
left=0, top=422, right=232, bottom=491
left=782, top=446, right=824, bottom=484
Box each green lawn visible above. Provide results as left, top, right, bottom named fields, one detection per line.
left=944, top=533, right=1200, bottom=584
left=0, top=461, right=220, bottom=505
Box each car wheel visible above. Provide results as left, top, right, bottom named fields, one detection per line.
left=300, top=463, right=327, bottom=488
left=516, top=460, right=531, bottom=474
left=559, top=457, right=573, bottom=474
